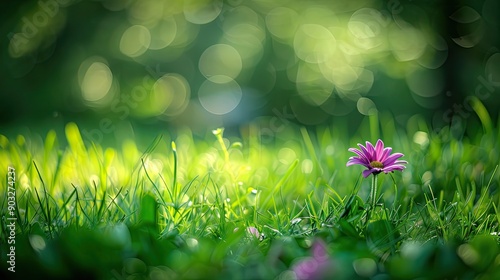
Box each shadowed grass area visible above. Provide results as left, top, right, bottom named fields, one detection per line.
left=1, top=113, right=499, bottom=279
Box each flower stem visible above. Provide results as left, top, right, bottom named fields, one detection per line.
left=370, top=174, right=378, bottom=213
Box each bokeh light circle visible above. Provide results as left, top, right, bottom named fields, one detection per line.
left=183, top=0, right=223, bottom=24
left=417, top=34, right=448, bottom=69
left=222, top=24, right=265, bottom=68
left=357, top=97, right=377, bottom=115
left=485, top=53, right=500, bottom=87
left=148, top=17, right=178, bottom=50
left=266, top=7, right=299, bottom=41
left=406, top=68, right=445, bottom=97
left=450, top=6, right=483, bottom=48
left=128, top=0, right=163, bottom=26
left=388, top=23, right=426, bottom=62
left=120, top=25, right=151, bottom=57
left=199, top=44, right=242, bottom=81
left=348, top=8, right=384, bottom=39
left=151, top=73, right=190, bottom=116
left=221, top=6, right=266, bottom=68
left=222, top=6, right=260, bottom=27
left=296, top=62, right=334, bottom=106
left=198, top=76, right=242, bottom=115
left=78, top=57, right=114, bottom=103
left=294, top=24, right=337, bottom=63
left=348, top=8, right=387, bottom=51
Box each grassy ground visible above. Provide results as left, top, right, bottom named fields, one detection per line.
left=1, top=112, right=500, bottom=279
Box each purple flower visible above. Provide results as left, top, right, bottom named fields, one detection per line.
left=246, top=227, right=264, bottom=241
left=247, top=227, right=260, bottom=238
left=291, top=240, right=335, bottom=280
left=346, top=139, right=407, bottom=178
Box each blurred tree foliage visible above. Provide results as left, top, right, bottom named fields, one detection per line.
left=1, top=0, right=499, bottom=135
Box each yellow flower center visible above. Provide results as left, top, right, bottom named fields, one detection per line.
left=370, top=161, right=384, bottom=168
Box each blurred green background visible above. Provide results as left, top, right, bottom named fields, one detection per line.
left=1, top=0, right=499, bottom=139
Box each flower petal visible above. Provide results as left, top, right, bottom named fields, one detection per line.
left=365, top=141, right=376, bottom=159
left=382, top=165, right=406, bottom=173
left=247, top=227, right=260, bottom=238
left=358, top=143, right=373, bottom=161
left=312, top=240, right=329, bottom=262
left=357, top=143, right=367, bottom=153
left=380, top=147, right=392, bottom=162
left=346, top=158, right=370, bottom=167
left=386, top=164, right=406, bottom=170
left=346, top=161, right=371, bottom=168
left=348, top=148, right=368, bottom=160
left=382, top=153, right=404, bottom=166
left=362, top=169, right=374, bottom=177
left=375, top=139, right=384, bottom=160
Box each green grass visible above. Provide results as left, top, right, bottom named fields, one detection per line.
left=1, top=112, right=500, bottom=279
